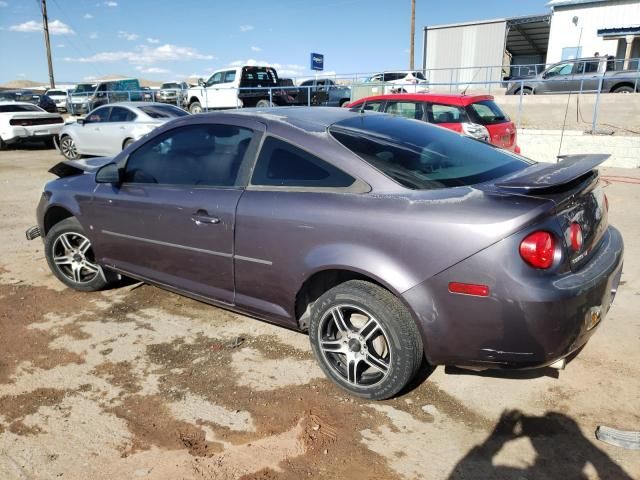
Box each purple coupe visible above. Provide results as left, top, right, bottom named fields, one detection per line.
left=27, top=107, right=623, bottom=400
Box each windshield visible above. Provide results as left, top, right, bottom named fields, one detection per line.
left=466, top=100, right=509, bottom=125
left=47, top=90, right=66, bottom=96
left=138, top=105, right=188, bottom=119
left=0, top=104, right=44, bottom=112
left=161, top=83, right=180, bottom=89
left=74, top=83, right=96, bottom=93
left=330, top=115, right=531, bottom=190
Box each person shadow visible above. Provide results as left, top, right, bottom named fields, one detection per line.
left=448, top=409, right=634, bottom=480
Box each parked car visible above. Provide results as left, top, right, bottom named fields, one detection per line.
left=0, top=101, right=64, bottom=149
left=28, top=107, right=623, bottom=400
left=67, top=78, right=143, bottom=115
left=347, top=93, right=520, bottom=152
left=58, top=102, right=188, bottom=159
left=186, top=65, right=296, bottom=113
left=364, top=71, right=429, bottom=93
left=45, top=88, right=69, bottom=112
left=140, top=86, right=154, bottom=102
left=506, top=56, right=640, bottom=95
left=157, top=82, right=189, bottom=106
left=296, top=79, right=351, bottom=107
left=0, top=90, right=58, bottom=113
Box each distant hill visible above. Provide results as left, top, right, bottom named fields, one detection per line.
left=1, top=75, right=164, bottom=90
left=0, top=79, right=46, bottom=89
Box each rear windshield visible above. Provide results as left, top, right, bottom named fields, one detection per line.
left=466, top=100, right=509, bottom=125
left=330, top=114, right=531, bottom=190
left=241, top=67, right=278, bottom=86
left=0, top=104, right=43, bottom=112
left=138, top=105, right=188, bottom=118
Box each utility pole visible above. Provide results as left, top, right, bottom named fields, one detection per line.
left=409, top=0, right=416, bottom=70
left=40, top=0, right=55, bottom=88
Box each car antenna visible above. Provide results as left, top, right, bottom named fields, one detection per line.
left=461, top=66, right=484, bottom=96
left=557, top=16, right=583, bottom=162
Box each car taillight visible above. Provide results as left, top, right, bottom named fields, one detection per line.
left=461, top=122, right=490, bottom=142
left=519, top=231, right=556, bottom=269
left=569, top=223, right=583, bottom=252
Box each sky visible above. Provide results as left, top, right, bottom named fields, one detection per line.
left=0, top=0, right=547, bottom=84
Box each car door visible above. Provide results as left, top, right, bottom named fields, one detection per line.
left=99, top=106, right=137, bottom=156
left=538, top=62, right=575, bottom=93
left=88, top=119, right=264, bottom=304
left=203, top=72, right=224, bottom=108
left=78, top=106, right=112, bottom=155
left=574, top=59, right=602, bottom=92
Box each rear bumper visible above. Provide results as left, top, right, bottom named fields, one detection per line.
left=402, top=226, right=624, bottom=369
left=3, top=125, right=62, bottom=143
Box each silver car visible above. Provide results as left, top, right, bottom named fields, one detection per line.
left=58, top=102, right=188, bottom=160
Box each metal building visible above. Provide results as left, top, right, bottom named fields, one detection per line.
left=422, top=15, right=551, bottom=89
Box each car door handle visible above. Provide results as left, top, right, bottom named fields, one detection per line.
left=191, top=210, right=220, bottom=225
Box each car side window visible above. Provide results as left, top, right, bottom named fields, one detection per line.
left=385, top=101, right=424, bottom=121
left=85, top=107, right=111, bottom=123
left=427, top=104, right=467, bottom=124
left=251, top=137, right=355, bottom=188
left=546, top=63, right=573, bottom=77
left=350, top=101, right=384, bottom=112
left=206, top=72, right=223, bottom=87
left=108, top=106, right=136, bottom=122
left=224, top=70, right=237, bottom=83
left=123, top=124, right=254, bottom=186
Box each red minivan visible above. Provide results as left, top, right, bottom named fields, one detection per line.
left=346, top=93, right=520, bottom=153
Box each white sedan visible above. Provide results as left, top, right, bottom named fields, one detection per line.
left=0, top=101, right=64, bottom=150
left=58, top=102, right=188, bottom=160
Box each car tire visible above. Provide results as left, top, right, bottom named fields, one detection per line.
left=519, top=88, right=533, bottom=95
left=339, top=99, right=350, bottom=107
left=60, top=135, right=80, bottom=160
left=309, top=280, right=423, bottom=400
left=613, top=86, right=634, bottom=94
left=189, top=101, right=203, bottom=114
left=44, top=217, right=111, bottom=292
left=0, top=137, right=7, bottom=151
left=123, top=138, right=135, bottom=150
left=256, top=99, right=271, bottom=108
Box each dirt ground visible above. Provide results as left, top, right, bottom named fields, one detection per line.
left=0, top=144, right=639, bottom=480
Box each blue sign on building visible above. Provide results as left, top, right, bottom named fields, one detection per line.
left=310, top=53, right=324, bottom=71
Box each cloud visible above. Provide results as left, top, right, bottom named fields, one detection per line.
left=83, top=13, right=93, bottom=19
left=9, top=19, right=75, bottom=35
left=64, top=43, right=215, bottom=65
left=89, top=32, right=98, bottom=39
left=104, top=1, right=117, bottom=6
left=147, top=37, right=160, bottom=44
left=0, top=1, right=8, bottom=7
left=239, top=25, right=254, bottom=32
left=56, top=44, right=66, bottom=48
left=83, top=75, right=98, bottom=81
left=118, top=31, right=139, bottom=41
left=136, top=66, right=169, bottom=74
left=250, top=46, right=261, bottom=52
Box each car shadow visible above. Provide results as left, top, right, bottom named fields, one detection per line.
left=448, top=409, right=634, bottom=480
left=3, top=141, right=54, bottom=151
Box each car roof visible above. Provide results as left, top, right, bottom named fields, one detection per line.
left=92, top=101, right=176, bottom=108
left=226, top=106, right=361, bottom=132
left=349, top=93, right=495, bottom=107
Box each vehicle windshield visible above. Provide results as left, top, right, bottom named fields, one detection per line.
left=47, top=90, right=66, bottom=96
left=467, top=100, right=509, bottom=125
left=330, top=114, right=531, bottom=190
left=412, top=72, right=427, bottom=80
left=161, top=83, right=181, bottom=89
left=0, top=104, right=44, bottom=112
left=138, top=105, right=188, bottom=118
left=74, top=83, right=97, bottom=93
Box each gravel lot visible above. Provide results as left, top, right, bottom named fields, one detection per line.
left=1, top=144, right=639, bottom=480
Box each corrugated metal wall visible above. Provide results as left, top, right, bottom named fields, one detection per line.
left=425, top=20, right=507, bottom=89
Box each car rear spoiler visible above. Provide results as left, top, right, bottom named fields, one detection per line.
left=495, top=154, right=609, bottom=193
left=48, top=157, right=113, bottom=178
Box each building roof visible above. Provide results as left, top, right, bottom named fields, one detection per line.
left=598, top=25, right=640, bottom=37
left=346, top=93, right=497, bottom=107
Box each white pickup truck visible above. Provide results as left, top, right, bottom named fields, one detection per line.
left=186, top=65, right=296, bottom=113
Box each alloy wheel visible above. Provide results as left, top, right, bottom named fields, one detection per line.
left=60, top=137, right=79, bottom=160
left=317, top=304, right=391, bottom=387
left=52, top=232, right=100, bottom=284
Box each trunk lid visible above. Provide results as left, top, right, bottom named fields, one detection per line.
left=495, top=154, right=609, bottom=271
left=49, top=157, right=114, bottom=178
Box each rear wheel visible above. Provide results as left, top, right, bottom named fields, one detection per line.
left=519, top=87, right=533, bottom=95
left=60, top=136, right=79, bottom=160
left=309, top=280, right=423, bottom=400
left=189, top=101, right=203, bottom=114
left=256, top=99, right=271, bottom=108
left=339, top=99, right=350, bottom=107
left=123, top=138, right=135, bottom=150
left=0, top=137, right=7, bottom=150
left=613, top=85, right=634, bottom=94
left=44, top=217, right=111, bottom=292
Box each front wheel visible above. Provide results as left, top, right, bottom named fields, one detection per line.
left=309, top=280, right=423, bottom=400
left=613, top=86, right=634, bottom=94
left=123, top=138, right=135, bottom=150
left=60, top=136, right=79, bottom=160
left=189, top=101, right=203, bottom=114
left=44, top=217, right=111, bottom=292
left=255, top=99, right=271, bottom=108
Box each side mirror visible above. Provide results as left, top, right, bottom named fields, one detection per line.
left=95, top=163, right=122, bottom=184
left=76, top=118, right=85, bottom=126
left=198, top=78, right=205, bottom=87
